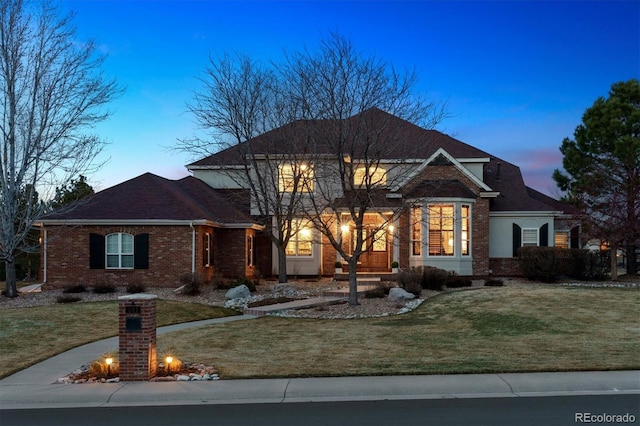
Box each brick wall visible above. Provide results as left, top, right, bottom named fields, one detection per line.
left=214, top=228, right=255, bottom=279
left=41, top=224, right=221, bottom=288
left=489, top=258, right=523, bottom=276
left=118, top=294, right=157, bottom=381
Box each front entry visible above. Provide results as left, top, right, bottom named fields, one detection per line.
left=344, top=213, right=391, bottom=272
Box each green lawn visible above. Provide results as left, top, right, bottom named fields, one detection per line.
left=158, top=285, right=640, bottom=378
left=0, top=300, right=239, bottom=378
left=0, top=284, right=638, bottom=380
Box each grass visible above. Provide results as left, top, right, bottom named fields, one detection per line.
left=157, top=285, right=639, bottom=378
left=0, top=300, right=239, bottom=379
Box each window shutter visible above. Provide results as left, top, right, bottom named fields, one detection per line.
left=134, top=233, right=149, bottom=269
left=89, top=233, right=105, bottom=269
left=570, top=226, right=580, bottom=249
left=539, top=224, right=549, bottom=247
left=512, top=224, right=521, bottom=257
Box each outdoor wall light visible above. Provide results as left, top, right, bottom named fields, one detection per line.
left=388, top=225, right=395, bottom=233
left=105, top=357, right=113, bottom=377
left=341, top=225, right=350, bottom=233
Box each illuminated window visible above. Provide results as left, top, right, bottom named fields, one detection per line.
left=286, top=219, right=313, bottom=256
left=279, top=163, right=314, bottom=192
left=554, top=231, right=569, bottom=249
left=247, top=234, right=255, bottom=266
left=106, top=233, right=134, bottom=269
left=461, top=205, right=470, bottom=256
left=202, top=233, right=211, bottom=267
left=354, top=165, right=386, bottom=188
left=411, top=207, right=421, bottom=256
left=428, top=205, right=454, bottom=256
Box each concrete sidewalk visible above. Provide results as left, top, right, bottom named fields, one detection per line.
left=1, top=313, right=638, bottom=409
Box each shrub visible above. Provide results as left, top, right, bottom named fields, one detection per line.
left=568, top=249, right=609, bottom=280
left=232, top=276, right=257, bottom=292
left=364, top=285, right=386, bottom=299
left=92, top=282, right=117, bottom=294
left=57, top=295, right=81, bottom=303
left=335, top=261, right=343, bottom=268
left=126, top=282, right=147, bottom=294
left=401, top=280, right=422, bottom=297
left=89, top=352, right=119, bottom=378
left=445, top=272, right=472, bottom=288
left=421, top=266, right=448, bottom=291
left=391, top=261, right=399, bottom=269
left=178, top=272, right=203, bottom=296
left=518, top=246, right=560, bottom=282
left=484, top=279, right=504, bottom=287
left=62, top=284, right=86, bottom=294
left=396, top=267, right=422, bottom=291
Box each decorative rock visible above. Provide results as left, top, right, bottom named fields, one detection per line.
left=225, top=285, right=251, bottom=300
left=106, top=377, right=120, bottom=383
left=176, top=374, right=191, bottom=381
left=388, top=287, right=416, bottom=303
left=190, top=374, right=203, bottom=381
left=202, top=373, right=211, bottom=380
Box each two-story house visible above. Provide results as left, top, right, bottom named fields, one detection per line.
left=37, top=109, right=579, bottom=288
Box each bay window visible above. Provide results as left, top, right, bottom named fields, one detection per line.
left=428, top=205, right=455, bottom=256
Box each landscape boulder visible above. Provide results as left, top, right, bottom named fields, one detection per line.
left=225, top=284, right=251, bottom=300
left=388, top=287, right=416, bottom=303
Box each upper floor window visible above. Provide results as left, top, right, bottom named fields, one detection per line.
left=279, top=163, right=314, bottom=192
left=106, top=233, right=134, bottom=269
left=354, top=165, right=386, bottom=188
left=286, top=219, right=313, bottom=256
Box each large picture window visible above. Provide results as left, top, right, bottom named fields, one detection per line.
left=286, top=219, right=313, bottom=256
left=279, top=163, right=314, bottom=193
left=428, top=205, right=454, bottom=256
left=106, top=233, right=134, bottom=269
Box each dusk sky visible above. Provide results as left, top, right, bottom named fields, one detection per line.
left=62, top=0, right=639, bottom=196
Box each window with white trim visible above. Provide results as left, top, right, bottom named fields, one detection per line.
left=522, top=228, right=539, bottom=247
left=286, top=219, right=313, bottom=256
left=461, top=205, right=470, bottom=256
left=106, top=233, right=134, bottom=269
left=354, top=165, right=386, bottom=188
left=411, top=207, right=421, bottom=256
left=428, top=205, right=455, bottom=256
left=279, top=163, right=314, bottom=192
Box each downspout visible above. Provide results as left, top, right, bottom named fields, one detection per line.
left=190, top=222, right=196, bottom=274
left=42, top=228, right=47, bottom=284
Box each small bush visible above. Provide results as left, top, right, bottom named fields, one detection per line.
left=518, top=247, right=560, bottom=282
left=178, top=272, right=203, bottom=296
left=126, top=282, right=147, bottom=294
left=92, top=282, right=117, bottom=294
left=445, top=272, right=472, bottom=289
left=396, top=267, right=422, bottom=291
left=568, top=249, right=609, bottom=280
left=421, top=266, right=449, bottom=291
left=57, top=295, right=81, bottom=303
left=89, top=352, right=119, bottom=379
left=364, top=286, right=386, bottom=299
left=62, top=284, right=86, bottom=294
left=232, top=276, right=257, bottom=292
left=484, top=279, right=504, bottom=287
left=401, top=280, right=422, bottom=297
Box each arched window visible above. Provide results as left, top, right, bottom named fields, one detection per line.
left=106, top=233, right=134, bottom=269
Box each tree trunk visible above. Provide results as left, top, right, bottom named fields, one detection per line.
left=277, top=245, right=288, bottom=283
left=610, top=243, right=618, bottom=281
left=626, top=243, right=638, bottom=275
left=4, top=257, right=18, bottom=298
left=347, top=259, right=359, bottom=306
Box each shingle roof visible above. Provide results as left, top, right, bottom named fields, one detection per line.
left=189, top=108, right=569, bottom=213
left=41, top=173, right=255, bottom=225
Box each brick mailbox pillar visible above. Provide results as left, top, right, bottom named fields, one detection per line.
left=118, top=294, right=157, bottom=381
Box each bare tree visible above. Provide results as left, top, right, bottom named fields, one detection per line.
left=283, top=33, right=447, bottom=305
left=178, top=53, right=312, bottom=283
left=1, top=0, right=121, bottom=297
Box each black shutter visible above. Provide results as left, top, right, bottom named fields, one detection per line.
left=89, top=233, right=105, bottom=269
left=134, top=233, right=149, bottom=269
left=570, top=226, right=580, bottom=249
left=540, top=224, right=549, bottom=247
left=512, top=224, right=521, bottom=257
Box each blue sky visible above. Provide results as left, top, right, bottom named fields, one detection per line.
left=62, top=0, right=639, bottom=196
